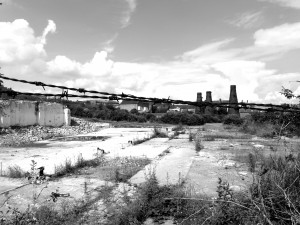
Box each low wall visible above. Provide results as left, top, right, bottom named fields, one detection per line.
left=0, top=100, right=70, bottom=128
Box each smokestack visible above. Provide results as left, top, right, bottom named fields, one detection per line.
left=196, top=92, right=204, bottom=114
left=205, top=91, right=213, bottom=115
left=196, top=92, right=202, bottom=103
left=205, top=91, right=212, bottom=102
left=228, top=85, right=239, bottom=115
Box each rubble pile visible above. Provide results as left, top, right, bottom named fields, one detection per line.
left=0, top=118, right=100, bottom=147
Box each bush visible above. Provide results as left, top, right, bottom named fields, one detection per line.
left=6, top=165, right=25, bottom=178
left=223, top=114, right=244, bottom=125
left=203, top=115, right=222, bottom=123
left=160, top=112, right=204, bottom=126
left=195, top=137, right=203, bottom=152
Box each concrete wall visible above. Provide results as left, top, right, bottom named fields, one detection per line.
left=0, top=100, right=70, bottom=128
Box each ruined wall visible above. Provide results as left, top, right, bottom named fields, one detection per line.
left=0, top=100, right=70, bottom=128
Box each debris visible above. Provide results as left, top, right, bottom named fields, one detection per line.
left=50, top=191, right=70, bottom=202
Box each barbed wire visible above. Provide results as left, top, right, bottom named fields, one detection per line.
left=0, top=74, right=300, bottom=113
left=1, top=90, right=300, bottom=113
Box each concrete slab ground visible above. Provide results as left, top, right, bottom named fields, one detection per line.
left=0, top=127, right=157, bottom=175
left=130, top=138, right=195, bottom=185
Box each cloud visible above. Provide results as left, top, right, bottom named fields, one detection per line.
left=0, top=19, right=47, bottom=64
left=226, top=11, right=263, bottom=29
left=40, top=20, right=56, bottom=45
left=259, top=0, right=300, bottom=9
left=254, top=22, right=300, bottom=50
left=102, top=33, right=119, bottom=53
left=121, top=0, right=137, bottom=28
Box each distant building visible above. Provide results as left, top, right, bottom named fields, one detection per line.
left=168, top=105, right=196, bottom=113
left=120, top=100, right=152, bottom=112
left=88, top=100, right=119, bottom=108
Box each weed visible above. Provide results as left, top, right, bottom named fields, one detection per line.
left=153, top=127, right=168, bottom=138
left=54, top=155, right=105, bottom=177
left=189, top=131, right=193, bottom=142
left=203, top=134, right=251, bottom=140
left=6, top=165, right=25, bottom=178
left=195, top=137, right=203, bottom=152
left=172, top=124, right=184, bottom=132
left=223, top=114, right=244, bottom=126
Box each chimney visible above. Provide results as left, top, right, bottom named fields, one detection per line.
left=205, top=91, right=213, bottom=115
left=205, top=91, right=212, bottom=102
left=196, top=92, right=202, bottom=103
left=196, top=92, right=204, bottom=114
left=228, top=85, right=239, bottom=115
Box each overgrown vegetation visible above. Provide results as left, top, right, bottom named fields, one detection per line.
left=53, top=154, right=150, bottom=182
left=223, top=111, right=300, bottom=138
left=160, top=112, right=205, bottom=125
left=54, top=154, right=105, bottom=177
left=6, top=165, right=25, bottom=178
left=223, top=114, right=244, bottom=125
left=195, top=136, right=203, bottom=152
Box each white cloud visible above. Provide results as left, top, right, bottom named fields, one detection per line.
left=81, top=51, right=114, bottom=76
left=40, top=20, right=56, bottom=45
left=0, top=19, right=56, bottom=64
left=259, top=0, right=300, bottom=9
left=254, top=22, right=300, bottom=49
left=0, top=19, right=45, bottom=64
left=46, top=55, right=80, bottom=74
left=121, top=0, right=137, bottom=28
left=226, top=11, right=263, bottom=29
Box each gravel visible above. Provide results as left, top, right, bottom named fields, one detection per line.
left=0, top=117, right=102, bottom=147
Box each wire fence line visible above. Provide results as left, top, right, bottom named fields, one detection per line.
left=1, top=74, right=300, bottom=113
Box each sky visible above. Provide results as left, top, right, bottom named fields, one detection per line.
left=1, top=0, right=300, bottom=103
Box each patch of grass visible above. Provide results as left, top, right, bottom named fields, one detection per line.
left=132, top=135, right=152, bottom=145
left=95, top=156, right=151, bottom=182
left=1, top=184, right=115, bottom=225
left=158, top=148, right=171, bottom=157
left=6, top=165, right=25, bottom=178
left=54, top=155, right=105, bottom=177
left=203, top=134, right=251, bottom=140
left=153, top=127, right=168, bottom=138
left=172, top=124, right=184, bottom=132
left=195, top=137, right=204, bottom=152
left=107, top=171, right=192, bottom=224
left=223, top=114, right=244, bottom=126
left=189, top=131, right=194, bottom=142
left=132, top=127, right=169, bottom=145
left=240, top=120, right=276, bottom=138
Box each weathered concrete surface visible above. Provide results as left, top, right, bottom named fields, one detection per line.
left=0, top=100, right=70, bottom=127
left=0, top=176, right=114, bottom=212
left=130, top=137, right=195, bottom=185
left=0, top=127, right=168, bottom=175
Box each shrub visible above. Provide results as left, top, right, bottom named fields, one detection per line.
left=160, top=112, right=204, bottom=126
left=189, top=131, right=193, bottom=142
left=203, top=115, right=221, bottom=123
left=223, top=114, right=244, bottom=125
left=249, top=153, right=300, bottom=223
left=195, top=137, right=203, bottom=152
left=6, top=165, right=25, bottom=178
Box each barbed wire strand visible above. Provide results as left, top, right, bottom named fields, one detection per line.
left=1, top=90, right=300, bottom=113
left=0, top=74, right=300, bottom=113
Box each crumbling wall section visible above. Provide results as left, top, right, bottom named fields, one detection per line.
left=0, top=100, right=70, bottom=128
